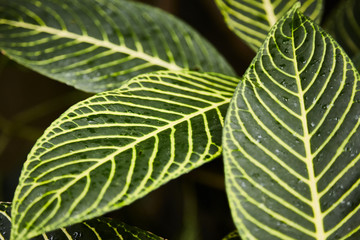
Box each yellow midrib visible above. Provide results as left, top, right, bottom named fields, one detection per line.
left=13, top=93, right=229, bottom=239
left=300, top=100, right=325, bottom=240
left=0, top=19, right=183, bottom=71
left=292, top=41, right=326, bottom=240
left=263, top=0, right=277, bottom=26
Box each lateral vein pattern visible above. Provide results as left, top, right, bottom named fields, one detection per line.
left=11, top=71, right=238, bottom=240
left=0, top=202, right=163, bottom=240
left=0, top=0, right=234, bottom=92
left=215, top=0, right=323, bottom=50
left=223, top=8, right=360, bottom=240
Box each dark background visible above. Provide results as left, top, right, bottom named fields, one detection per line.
left=0, top=0, right=342, bottom=239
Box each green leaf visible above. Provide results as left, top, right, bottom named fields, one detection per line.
left=0, top=0, right=235, bottom=93
left=215, top=0, right=323, bottom=51
left=0, top=202, right=163, bottom=240
left=325, top=0, right=360, bottom=59
left=0, top=202, right=12, bottom=240
left=11, top=71, right=239, bottom=240
left=223, top=6, right=360, bottom=240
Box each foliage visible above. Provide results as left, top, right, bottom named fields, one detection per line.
left=223, top=5, right=360, bottom=239
left=214, top=0, right=323, bottom=50
left=0, top=0, right=234, bottom=92
left=0, top=202, right=163, bottom=239
left=0, top=0, right=359, bottom=239
left=10, top=71, right=237, bottom=239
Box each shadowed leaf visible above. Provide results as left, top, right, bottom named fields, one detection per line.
left=0, top=0, right=234, bottom=93
left=325, top=0, right=360, bottom=61
left=215, top=0, right=323, bottom=50
left=0, top=202, right=163, bottom=240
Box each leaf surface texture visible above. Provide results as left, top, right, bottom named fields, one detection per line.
left=223, top=7, right=360, bottom=240
left=11, top=71, right=238, bottom=239
left=215, top=0, right=323, bottom=50
left=0, top=0, right=234, bottom=92
left=0, top=202, right=163, bottom=240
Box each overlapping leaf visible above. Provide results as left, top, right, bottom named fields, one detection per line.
left=215, top=0, right=323, bottom=50
left=0, top=0, right=234, bottom=93
left=11, top=71, right=239, bottom=240
left=0, top=202, right=163, bottom=240
left=223, top=6, right=360, bottom=240
left=325, top=0, right=360, bottom=59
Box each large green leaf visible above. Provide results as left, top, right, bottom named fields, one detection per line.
left=223, top=6, right=360, bottom=240
left=215, top=0, right=323, bottom=51
left=0, top=202, right=163, bottom=240
left=0, top=0, right=234, bottom=93
left=11, top=71, right=238, bottom=240
left=325, top=0, right=360, bottom=59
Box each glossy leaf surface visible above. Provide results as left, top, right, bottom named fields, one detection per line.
left=0, top=0, right=234, bottom=93
left=223, top=7, right=360, bottom=240
left=0, top=202, right=163, bottom=240
left=215, top=0, right=323, bottom=50
left=325, top=0, right=360, bottom=59
left=11, top=71, right=238, bottom=239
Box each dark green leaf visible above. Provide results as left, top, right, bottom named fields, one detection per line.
left=0, top=0, right=234, bottom=93
left=0, top=202, right=163, bottom=240
left=215, top=0, right=323, bottom=50
left=11, top=71, right=238, bottom=239
left=223, top=6, right=360, bottom=240
left=0, top=202, right=12, bottom=240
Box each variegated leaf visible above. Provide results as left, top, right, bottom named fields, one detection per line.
left=0, top=0, right=234, bottom=93
left=215, top=0, right=323, bottom=50
left=11, top=71, right=239, bottom=239
left=0, top=202, right=163, bottom=240
left=223, top=6, right=360, bottom=240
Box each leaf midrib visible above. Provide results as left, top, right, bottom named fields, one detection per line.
left=13, top=96, right=229, bottom=239
left=291, top=19, right=325, bottom=239
left=263, top=0, right=277, bottom=26
left=0, top=19, right=183, bottom=71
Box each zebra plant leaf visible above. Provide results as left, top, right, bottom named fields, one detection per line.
left=215, top=0, right=323, bottom=51
left=223, top=6, right=360, bottom=240
left=325, top=0, right=360, bottom=59
left=0, top=202, right=163, bottom=240
left=10, top=71, right=238, bottom=240
left=0, top=0, right=234, bottom=93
